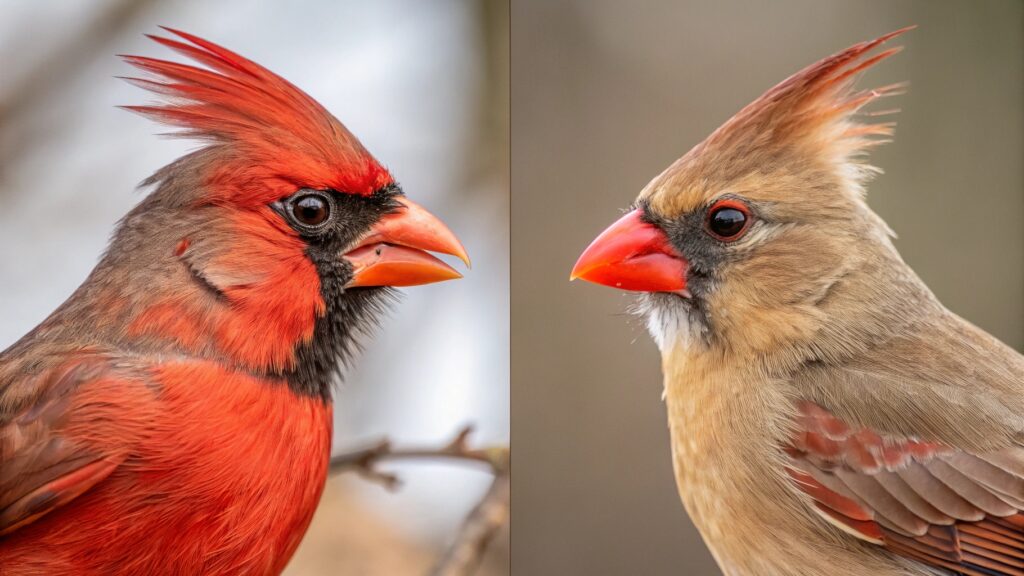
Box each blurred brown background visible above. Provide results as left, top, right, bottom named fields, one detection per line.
left=512, top=1, right=1022, bottom=575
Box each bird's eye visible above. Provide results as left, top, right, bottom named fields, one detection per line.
left=705, top=200, right=751, bottom=241
left=289, top=193, right=332, bottom=230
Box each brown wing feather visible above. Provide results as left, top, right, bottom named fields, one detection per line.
left=789, top=400, right=1024, bottom=576
left=0, top=356, right=131, bottom=536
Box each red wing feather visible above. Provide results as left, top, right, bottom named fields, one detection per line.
left=789, top=401, right=1024, bottom=576
left=0, top=357, right=147, bottom=536
left=0, top=456, right=123, bottom=537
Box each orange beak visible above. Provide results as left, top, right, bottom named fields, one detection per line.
left=570, top=209, right=688, bottom=294
left=344, top=197, right=470, bottom=288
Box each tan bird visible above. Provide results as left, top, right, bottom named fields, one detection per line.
left=571, top=28, right=1024, bottom=576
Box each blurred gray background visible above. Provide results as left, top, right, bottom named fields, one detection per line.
left=0, top=1, right=508, bottom=574
left=512, top=1, right=1022, bottom=575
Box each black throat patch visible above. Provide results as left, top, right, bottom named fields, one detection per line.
left=280, top=185, right=403, bottom=400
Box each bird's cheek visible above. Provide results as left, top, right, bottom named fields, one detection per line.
left=570, top=209, right=689, bottom=294
left=343, top=197, right=469, bottom=288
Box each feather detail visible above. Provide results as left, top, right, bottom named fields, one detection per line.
left=0, top=356, right=332, bottom=574
left=704, top=27, right=913, bottom=156
left=642, top=27, right=915, bottom=220
left=789, top=400, right=1024, bottom=575
left=120, top=28, right=391, bottom=202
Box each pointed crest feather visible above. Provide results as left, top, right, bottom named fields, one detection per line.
left=122, top=28, right=390, bottom=204
left=708, top=26, right=913, bottom=156
left=644, top=27, right=915, bottom=217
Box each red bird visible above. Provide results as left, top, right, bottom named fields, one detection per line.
left=0, top=29, right=468, bottom=574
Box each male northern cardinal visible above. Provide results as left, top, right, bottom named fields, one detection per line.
left=0, top=29, right=468, bottom=574
left=572, top=28, right=1024, bottom=576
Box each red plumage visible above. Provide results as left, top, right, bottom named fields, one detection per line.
left=2, top=358, right=331, bottom=574
left=122, top=27, right=392, bottom=203
left=0, top=28, right=468, bottom=574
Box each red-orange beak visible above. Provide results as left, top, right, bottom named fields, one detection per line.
left=570, top=209, right=688, bottom=294
left=344, top=197, right=470, bottom=288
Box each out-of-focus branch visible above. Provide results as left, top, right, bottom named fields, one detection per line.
left=329, top=425, right=506, bottom=488
left=330, top=425, right=511, bottom=576
left=430, top=467, right=510, bottom=576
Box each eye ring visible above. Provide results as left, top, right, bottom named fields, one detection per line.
left=705, top=199, right=752, bottom=241
left=285, top=191, right=335, bottom=233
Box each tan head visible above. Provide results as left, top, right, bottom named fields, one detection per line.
left=572, top=28, right=930, bottom=365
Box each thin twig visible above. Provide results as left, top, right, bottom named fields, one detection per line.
left=330, top=425, right=511, bottom=576
left=330, top=425, right=506, bottom=487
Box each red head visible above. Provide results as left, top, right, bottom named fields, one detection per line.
left=60, top=29, right=472, bottom=397
left=123, top=27, right=392, bottom=203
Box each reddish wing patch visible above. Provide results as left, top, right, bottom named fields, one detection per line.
left=0, top=358, right=147, bottom=536
left=788, top=401, right=1024, bottom=576
left=792, top=401, right=950, bottom=474
left=121, top=28, right=392, bottom=204
left=0, top=456, right=122, bottom=537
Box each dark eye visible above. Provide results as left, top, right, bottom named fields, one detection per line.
left=706, top=200, right=751, bottom=241
left=291, top=194, right=331, bottom=228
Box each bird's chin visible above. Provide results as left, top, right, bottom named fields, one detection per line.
left=631, top=292, right=705, bottom=354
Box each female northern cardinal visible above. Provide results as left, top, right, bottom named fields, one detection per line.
left=0, top=29, right=468, bottom=574
left=573, top=27, right=1024, bottom=575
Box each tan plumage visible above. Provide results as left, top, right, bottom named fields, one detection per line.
left=573, top=27, right=1024, bottom=575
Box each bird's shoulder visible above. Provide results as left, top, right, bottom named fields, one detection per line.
left=0, top=342, right=159, bottom=422
left=792, top=309, right=1024, bottom=450
left=0, top=347, right=159, bottom=537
